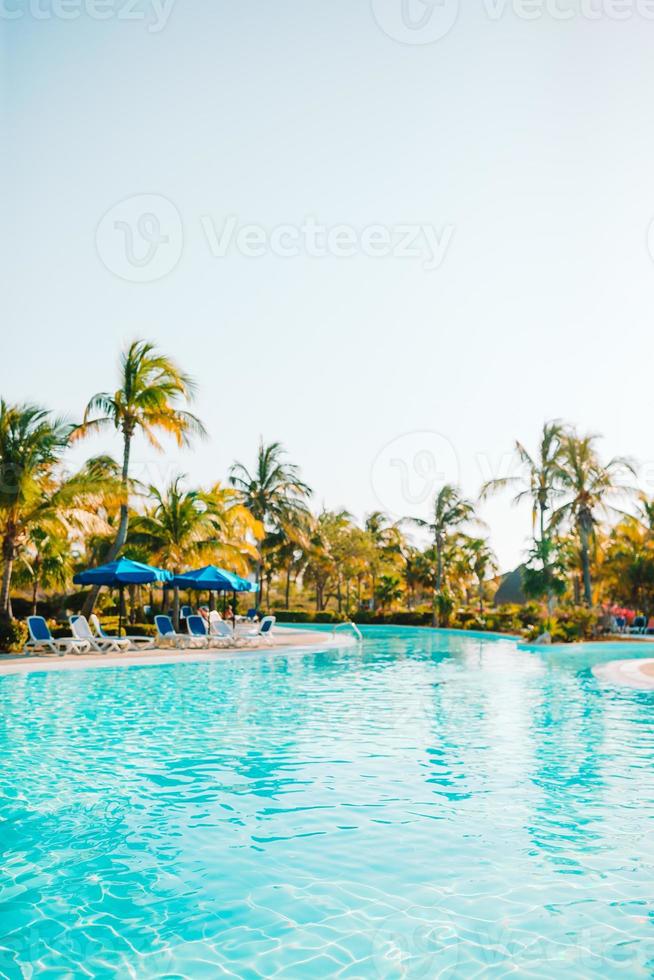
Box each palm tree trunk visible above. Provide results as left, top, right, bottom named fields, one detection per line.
left=578, top=517, right=593, bottom=606
left=1, top=533, right=15, bottom=620
left=31, top=577, right=39, bottom=617
left=580, top=540, right=592, bottom=606
left=285, top=564, right=291, bottom=608
left=82, top=431, right=133, bottom=617
left=113, top=427, right=133, bottom=555
left=255, top=552, right=263, bottom=610
left=432, top=538, right=443, bottom=629
left=540, top=502, right=555, bottom=616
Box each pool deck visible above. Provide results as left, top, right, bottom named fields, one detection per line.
left=0, top=627, right=354, bottom=675
left=593, top=657, right=654, bottom=690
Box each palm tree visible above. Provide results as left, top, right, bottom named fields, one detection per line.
left=464, top=537, right=498, bottom=614
left=481, top=421, right=565, bottom=546
left=481, top=421, right=565, bottom=612
left=204, top=482, right=262, bottom=575
left=375, top=573, right=403, bottom=613
left=553, top=431, right=635, bottom=606
left=405, top=484, right=478, bottom=627
left=74, top=340, right=205, bottom=613
left=634, top=492, right=654, bottom=533
left=16, top=527, right=74, bottom=616
left=130, top=476, right=259, bottom=622
left=229, top=440, right=312, bottom=601
left=401, top=546, right=433, bottom=611
left=364, top=511, right=403, bottom=611
left=266, top=515, right=312, bottom=609
left=130, top=476, right=258, bottom=572
left=302, top=514, right=337, bottom=612
left=602, top=516, right=654, bottom=616
left=0, top=401, right=109, bottom=618
left=301, top=510, right=353, bottom=612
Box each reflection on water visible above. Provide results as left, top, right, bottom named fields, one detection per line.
left=1, top=628, right=653, bottom=977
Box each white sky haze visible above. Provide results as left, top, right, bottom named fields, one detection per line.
left=4, top=0, right=654, bottom=570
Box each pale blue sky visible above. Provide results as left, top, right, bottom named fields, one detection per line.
left=4, top=2, right=654, bottom=570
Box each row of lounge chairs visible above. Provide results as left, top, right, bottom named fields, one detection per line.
left=155, top=613, right=275, bottom=648
left=611, top=615, right=654, bottom=635
left=22, top=612, right=275, bottom=656
left=24, top=614, right=157, bottom=656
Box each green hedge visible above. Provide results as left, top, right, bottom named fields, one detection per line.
left=272, top=610, right=343, bottom=624
left=98, top=617, right=157, bottom=638
left=353, top=611, right=433, bottom=627
left=50, top=617, right=157, bottom=639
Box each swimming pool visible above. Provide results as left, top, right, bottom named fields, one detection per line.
left=1, top=627, right=653, bottom=977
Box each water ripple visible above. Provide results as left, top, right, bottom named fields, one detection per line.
left=1, top=630, right=654, bottom=977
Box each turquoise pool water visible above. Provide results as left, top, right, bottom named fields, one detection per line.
left=1, top=627, right=654, bottom=977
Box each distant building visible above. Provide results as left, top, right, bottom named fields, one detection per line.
left=494, top=566, right=526, bottom=605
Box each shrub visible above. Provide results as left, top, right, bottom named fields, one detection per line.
left=549, top=607, right=599, bottom=643
left=0, top=618, right=29, bottom=653
left=484, top=608, right=522, bottom=634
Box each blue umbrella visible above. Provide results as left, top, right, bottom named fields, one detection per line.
left=171, top=565, right=257, bottom=631
left=74, top=558, right=173, bottom=636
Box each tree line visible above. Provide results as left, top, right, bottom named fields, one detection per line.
left=0, top=340, right=650, bottom=633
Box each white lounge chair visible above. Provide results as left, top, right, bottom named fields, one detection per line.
left=24, top=616, right=90, bottom=656
left=209, top=611, right=250, bottom=647
left=70, top=615, right=116, bottom=653
left=90, top=614, right=153, bottom=650
left=240, top=615, right=276, bottom=645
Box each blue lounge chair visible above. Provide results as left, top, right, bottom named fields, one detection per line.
left=630, top=616, right=646, bottom=635
left=24, top=616, right=90, bottom=656
left=155, top=615, right=192, bottom=649
left=186, top=614, right=211, bottom=648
